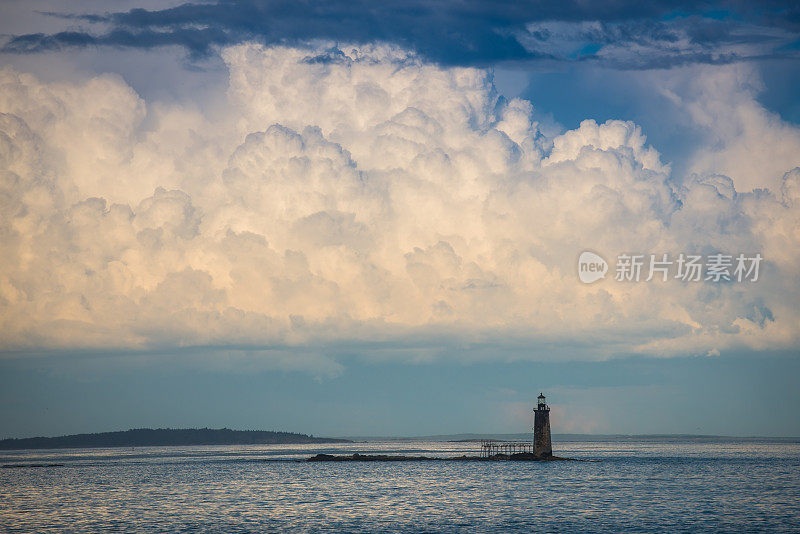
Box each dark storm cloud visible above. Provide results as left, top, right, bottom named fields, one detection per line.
left=2, top=0, right=800, bottom=66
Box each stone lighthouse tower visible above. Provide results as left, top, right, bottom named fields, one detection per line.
left=533, top=392, right=552, bottom=458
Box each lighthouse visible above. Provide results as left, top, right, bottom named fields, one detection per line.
left=533, top=392, right=552, bottom=458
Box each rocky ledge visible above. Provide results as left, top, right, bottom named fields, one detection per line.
left=302, top=452, right=578, bottom=462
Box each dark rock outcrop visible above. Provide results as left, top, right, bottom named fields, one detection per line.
left=302, top=452, right=578, bottom=462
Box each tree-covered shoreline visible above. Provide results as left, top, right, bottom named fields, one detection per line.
left=0, top=428, right=350, bottom=450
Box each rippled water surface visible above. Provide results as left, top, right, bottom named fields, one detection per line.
left=1, top=438, right=799, bottom=532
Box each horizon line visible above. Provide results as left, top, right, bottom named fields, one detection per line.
left=3, top=428, right=799, bottom=442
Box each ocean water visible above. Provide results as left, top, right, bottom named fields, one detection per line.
left=1, top=437, right=799, bottom=533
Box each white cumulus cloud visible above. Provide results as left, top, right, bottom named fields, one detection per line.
left=0, top=43, right=798, bottom=364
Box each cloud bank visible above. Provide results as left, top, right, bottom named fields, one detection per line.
left=0, top=43, right=798, bottom=362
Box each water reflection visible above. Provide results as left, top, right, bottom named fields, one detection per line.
left=1, top=439, right=799, bottom=532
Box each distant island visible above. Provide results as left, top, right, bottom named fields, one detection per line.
left=0, top=428, right=351, bottom=450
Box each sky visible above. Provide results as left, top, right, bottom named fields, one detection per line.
left=0, top=0, right=799, bottom=439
